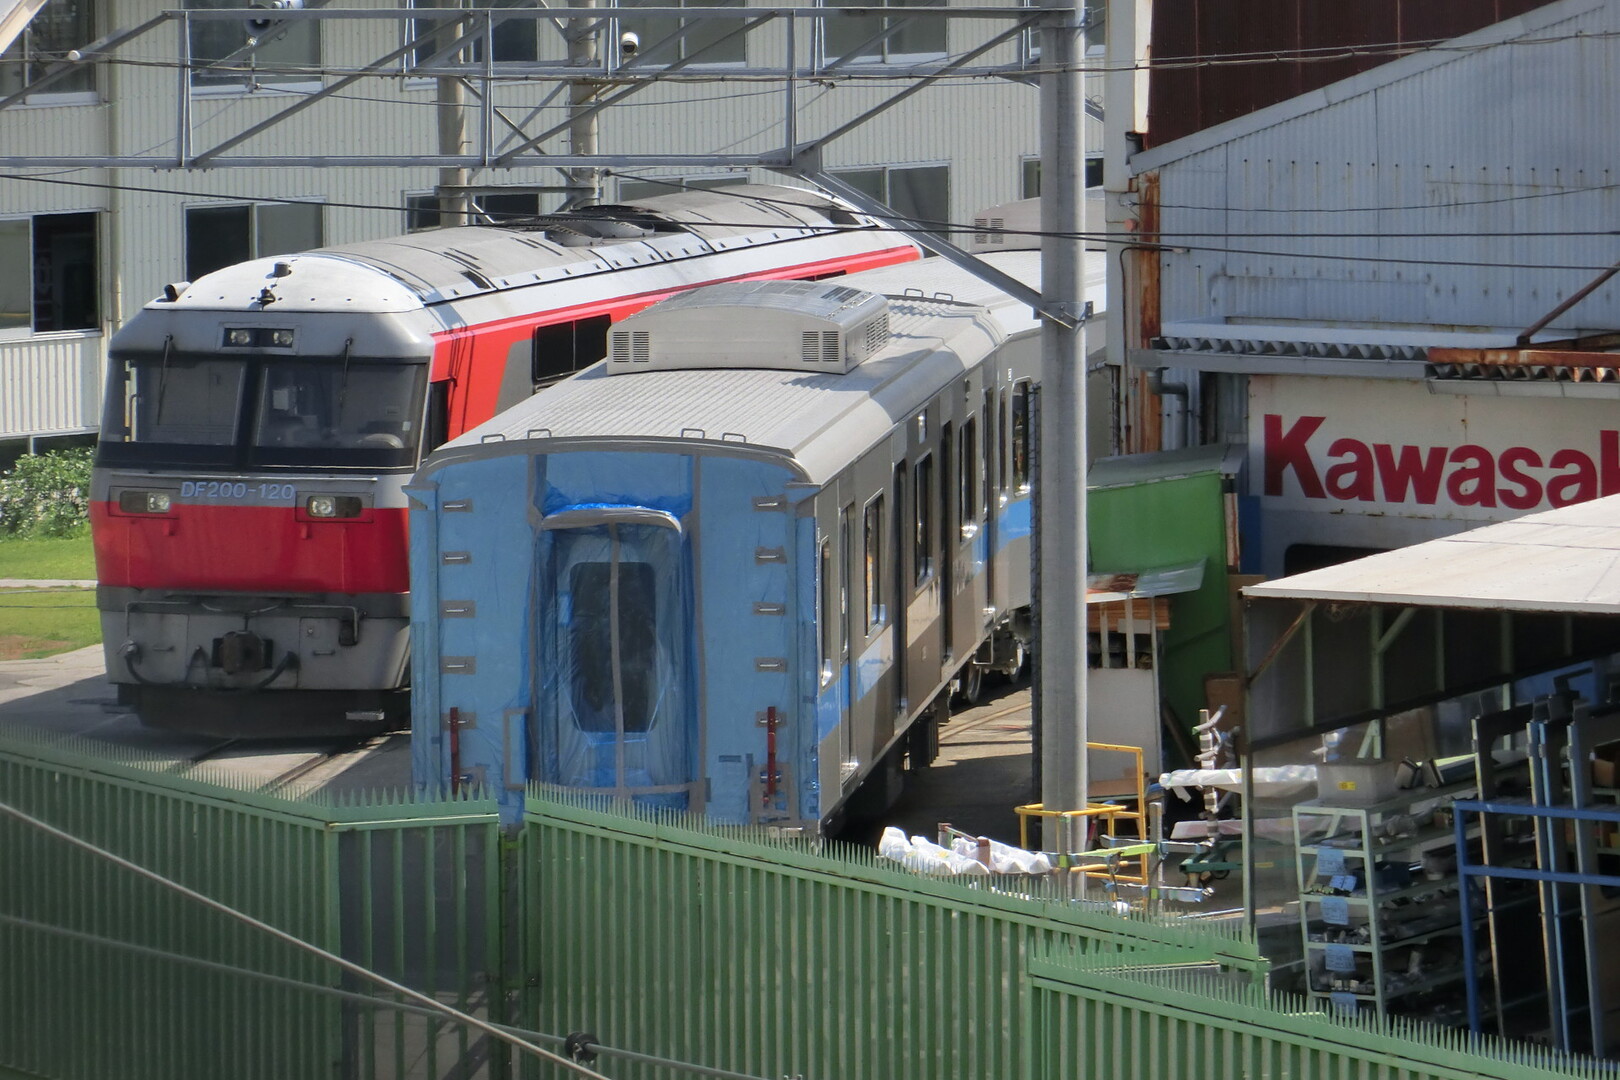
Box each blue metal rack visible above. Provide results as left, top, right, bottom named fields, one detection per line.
left=1454, top=798, right=1620, bottom=1050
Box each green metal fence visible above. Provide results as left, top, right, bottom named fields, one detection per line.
left=1, top=731, right=1611, bottom=1080
left=0, top=731, right=500, bottom=1080
left=516, top=790, right=1262, bottom=1080
left=1029, top=947, right=1613, bottom=1080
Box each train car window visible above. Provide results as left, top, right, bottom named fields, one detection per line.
left=998, top=390, right=1009, bottom=494
left=425, top=380, right=450, bottom=451
left=1011, top=380, right=1032, bottom=492
left=533, top=314, right=611, bottom=386
left=959, top=416, right=980, bottom=537
left=863, top=494, right=886, bottom=632
left=566, top=561, right=657, bottom=733
left=912, top=455, right=934, bottom=587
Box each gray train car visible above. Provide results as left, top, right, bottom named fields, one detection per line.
left=407, top=254, right=1045, bottom=830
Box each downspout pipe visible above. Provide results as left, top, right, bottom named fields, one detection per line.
left=1146, top=367, right=1190, bottom=449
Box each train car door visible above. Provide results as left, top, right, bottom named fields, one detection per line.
left=535, top=508, right=698, bottom=810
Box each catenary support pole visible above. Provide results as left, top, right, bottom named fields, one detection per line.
left=1037, top=0, right=1089, bottom=834
left=565, top=0, right=601, bottom=206
left=435, top=4, right=471, bottom=224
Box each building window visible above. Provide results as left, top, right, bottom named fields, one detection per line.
left=615, top=175, right=749, bottom=203
left=185, top=202, right=322, bottom=281
left=186, top=0, right=320, bottom=88
left=411, top=0, right=539, bottom=68
left=1021, top=156, right=1102, bottom=199
left=0, top=0, right=96, bottom=101
left=0, top=212, right=99, bottom=335
left=407, top=191, right=544, bottom=230
left=829, top=164, right=949, bottom=227
left=620, top=0, right=747, bottom=64
left=824, top=0, right=945, bottom=62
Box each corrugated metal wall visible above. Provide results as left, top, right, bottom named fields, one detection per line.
left=0, top=334, right=102, bottom=436
left=1142, top=0, right=1620, bottom=341
left=14, top=731, right=1605, bottom=1080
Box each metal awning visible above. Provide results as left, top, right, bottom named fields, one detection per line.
left=1243, top=495, right=1620, bottom=615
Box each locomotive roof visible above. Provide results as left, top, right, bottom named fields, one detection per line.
left=157, top=185, right=880, bottom=314
left=425, top=252, right=1057, bottom=485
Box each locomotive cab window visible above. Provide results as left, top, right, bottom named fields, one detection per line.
left=249, top=361, right=426, bottom=468
left=98, top=351, right=426, bottom=470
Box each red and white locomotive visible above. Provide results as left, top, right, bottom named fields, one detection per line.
left=91, top=185, right=918, bottom=735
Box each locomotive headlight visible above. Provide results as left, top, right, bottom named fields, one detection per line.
left=268, top=328, right=295, bottom=347
left=306, top=494, right=363, bottom=519
left=225, top=328, right=254, bottom=346
left=117, top=490, right=174, bottom=514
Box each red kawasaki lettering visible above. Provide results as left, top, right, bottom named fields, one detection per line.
left=1325, top=438, right=1376, bottom=501
left=1497, top=447, right=1543, bottom=511
left=1373, top=443, right=1447, bottom=505
left=1548, top=449, right=1597, bottom=507
left=1264, top=414, right=1325, bottom=498
left=1446, top=445, right=1497, bottom=508
left=1604, top=430, right=1620, bottom=496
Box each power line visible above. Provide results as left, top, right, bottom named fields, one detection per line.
left=7, top=169, right=1620, bottom=276
left=8, top=22, right=1618, bottom=86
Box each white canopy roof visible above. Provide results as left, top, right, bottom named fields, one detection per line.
left=1243, top=495, right=1620, bottom=615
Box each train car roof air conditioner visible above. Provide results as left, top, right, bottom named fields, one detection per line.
left=606, top=279, right=891, bottom=375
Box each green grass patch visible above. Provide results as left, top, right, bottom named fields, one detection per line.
left=0, top=534, right=96, bottom=581
left=0, top=588, right=100, bottom=660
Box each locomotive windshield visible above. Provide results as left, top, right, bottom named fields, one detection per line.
left=98, top=352, right=427, bottom=470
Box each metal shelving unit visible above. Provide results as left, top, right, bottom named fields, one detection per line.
left=1293, top=785, right=1482, bottom=1021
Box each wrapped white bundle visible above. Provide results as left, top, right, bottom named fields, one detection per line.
left=877, top=827, right=989, bottom=875
left=950, top=835, right=1053, bottom=875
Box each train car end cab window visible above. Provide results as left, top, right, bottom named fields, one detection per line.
left=863, top=494, right=886, bottom=632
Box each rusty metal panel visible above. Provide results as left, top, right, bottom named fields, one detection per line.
left=1147, top=0, right=1556, bottom=147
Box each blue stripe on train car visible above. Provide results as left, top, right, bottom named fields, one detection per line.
left=998, top=496, right=1031, bottom=547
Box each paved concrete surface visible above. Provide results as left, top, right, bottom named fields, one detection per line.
left=885, top=677, right=1035, bottom=848
left=0, top=579, right=96, bottom=589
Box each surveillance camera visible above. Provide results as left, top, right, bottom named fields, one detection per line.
left=620, top=30, right=639, bottom=55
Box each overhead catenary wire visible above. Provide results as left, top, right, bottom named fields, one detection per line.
left=4, top=170, right=1620, bottom=276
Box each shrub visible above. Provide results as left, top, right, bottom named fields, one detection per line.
left=0, top=448, right=94, bottom=537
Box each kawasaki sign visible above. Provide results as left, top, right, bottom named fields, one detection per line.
left=1248, top=376, right=1620, bottom=522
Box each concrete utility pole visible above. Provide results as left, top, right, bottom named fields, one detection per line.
left=565, top=0, right=601, bottom=206
left=1037, top=0, right=1090, bottom=844
left=435, top=3, right=471, bottom=225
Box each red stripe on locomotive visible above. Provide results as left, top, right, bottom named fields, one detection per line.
left=92, top=504, right=409, bottom=594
